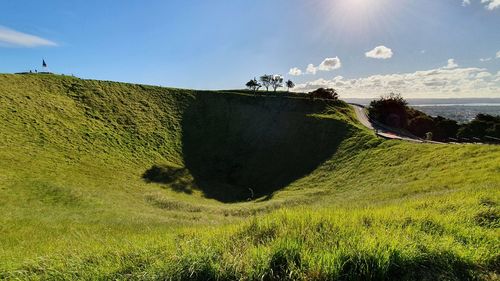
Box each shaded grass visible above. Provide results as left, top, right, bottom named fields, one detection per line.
left=180, top=93, right=355, bottom=202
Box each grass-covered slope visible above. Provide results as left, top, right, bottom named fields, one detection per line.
left=0, top=74, right=499, bottom=280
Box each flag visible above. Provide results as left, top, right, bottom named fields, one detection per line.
left=42, top=59, right=47, bottom=68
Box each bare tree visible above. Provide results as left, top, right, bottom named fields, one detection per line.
left=270, top=75, right=284, bottom=93
left=259, top=75, right=272, bottom=92
left=286, top=80, right=295, bottom=92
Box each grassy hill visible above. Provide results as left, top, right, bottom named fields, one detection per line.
left=0, top=74, right=498, bottom=280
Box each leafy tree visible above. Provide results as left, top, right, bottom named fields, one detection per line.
left=286, top=80, right=295, bottom=92
left=270, top=75, right=284, bottom=92
left=408, top=115, right=434, bottom=138
left=432, top=116, right=459, bottom=141
left=309, top=88, right=339, bottom=100
left=260, top=75, right=273, bottom=92
left=368, top=93, right=408, bottom=128
left=489, top=123, right=500, bottom=138
left=457, top=114, right=500, bottom=139
left=246, top=78, right=261, bottom=93
left=457, top=125, right=474, bottom=140
left=476, top=114, right=500, bottom=138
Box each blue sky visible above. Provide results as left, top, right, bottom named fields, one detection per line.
left=1, top=0, right=499, bottom=97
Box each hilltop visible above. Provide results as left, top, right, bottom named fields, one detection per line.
left=0, top=74, right=499, bottom=280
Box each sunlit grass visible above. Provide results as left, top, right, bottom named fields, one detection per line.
left=0, top=74, right=498, bottom=280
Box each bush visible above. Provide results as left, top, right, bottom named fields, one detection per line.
left=458, top=114, right=500, bottom=140
left=432, top=116, right=459, bottom=141
left=308, top=88, right=339, bottom=100
left=368, top=93, right=408, bottom=128
left=408, top=115, right=435, bottom=138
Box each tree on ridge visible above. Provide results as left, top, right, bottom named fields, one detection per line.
left=286, top=80, right=295, bottom=92
left=270, top=75, right=284, bottom=93
left=246, top=78, right=261, bottom=93
left=259, top=75, right=273, bottom=92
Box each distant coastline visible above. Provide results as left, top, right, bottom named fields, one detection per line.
left=345, top=98, right=500, bottom=106
left=345, top=98, right=500, bottom=123
left=411, top=103, right=500, bottom=107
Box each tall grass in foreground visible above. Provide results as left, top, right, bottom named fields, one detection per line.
left=4, top=187, right=498, bottom=280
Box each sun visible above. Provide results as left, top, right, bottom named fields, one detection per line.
left=334, top=0, right=389, bottom=18
left=323, top=0, right=399, bottom=36
left=339, top=0, right=371, bottom=10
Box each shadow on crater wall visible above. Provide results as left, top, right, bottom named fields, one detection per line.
left=171, top=92, right=352, bottom=202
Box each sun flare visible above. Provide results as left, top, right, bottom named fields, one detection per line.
left=334, top=0, right=390, bottom=18
left=324, top=0, right=399, bottom=36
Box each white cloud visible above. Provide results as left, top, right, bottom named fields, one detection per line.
left=475, top=72, right=492, bottom=78
left=462, top=0, right=500, bottom=9
left=302, top=58, right=342, bottom=75
left=294, top=65, right=500, bottom=98
left=318, top=57, right=342, bottom=71
left=365, top=46, right=393, bottom=59
left=306, top=64, right=317, bottom=75
left=482, top=0, right=500, bottom=10
left=0, top=26, right=57, bottom=47
left=289, top=67, right=302, bottom=76
left=443, top=59, right=458, bottom=69
left=480, top=50, right=499, bottom=61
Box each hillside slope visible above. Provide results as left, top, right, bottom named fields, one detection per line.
left=0, top=74, right=498, bottom=280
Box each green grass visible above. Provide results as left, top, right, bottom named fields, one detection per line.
left=0, top=74, right=498, bottom=280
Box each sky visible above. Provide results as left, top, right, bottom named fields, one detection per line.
left=0, top=0, right=499, bottom=98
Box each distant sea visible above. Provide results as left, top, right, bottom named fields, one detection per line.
left=346, top=98, right=500, bottom=123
